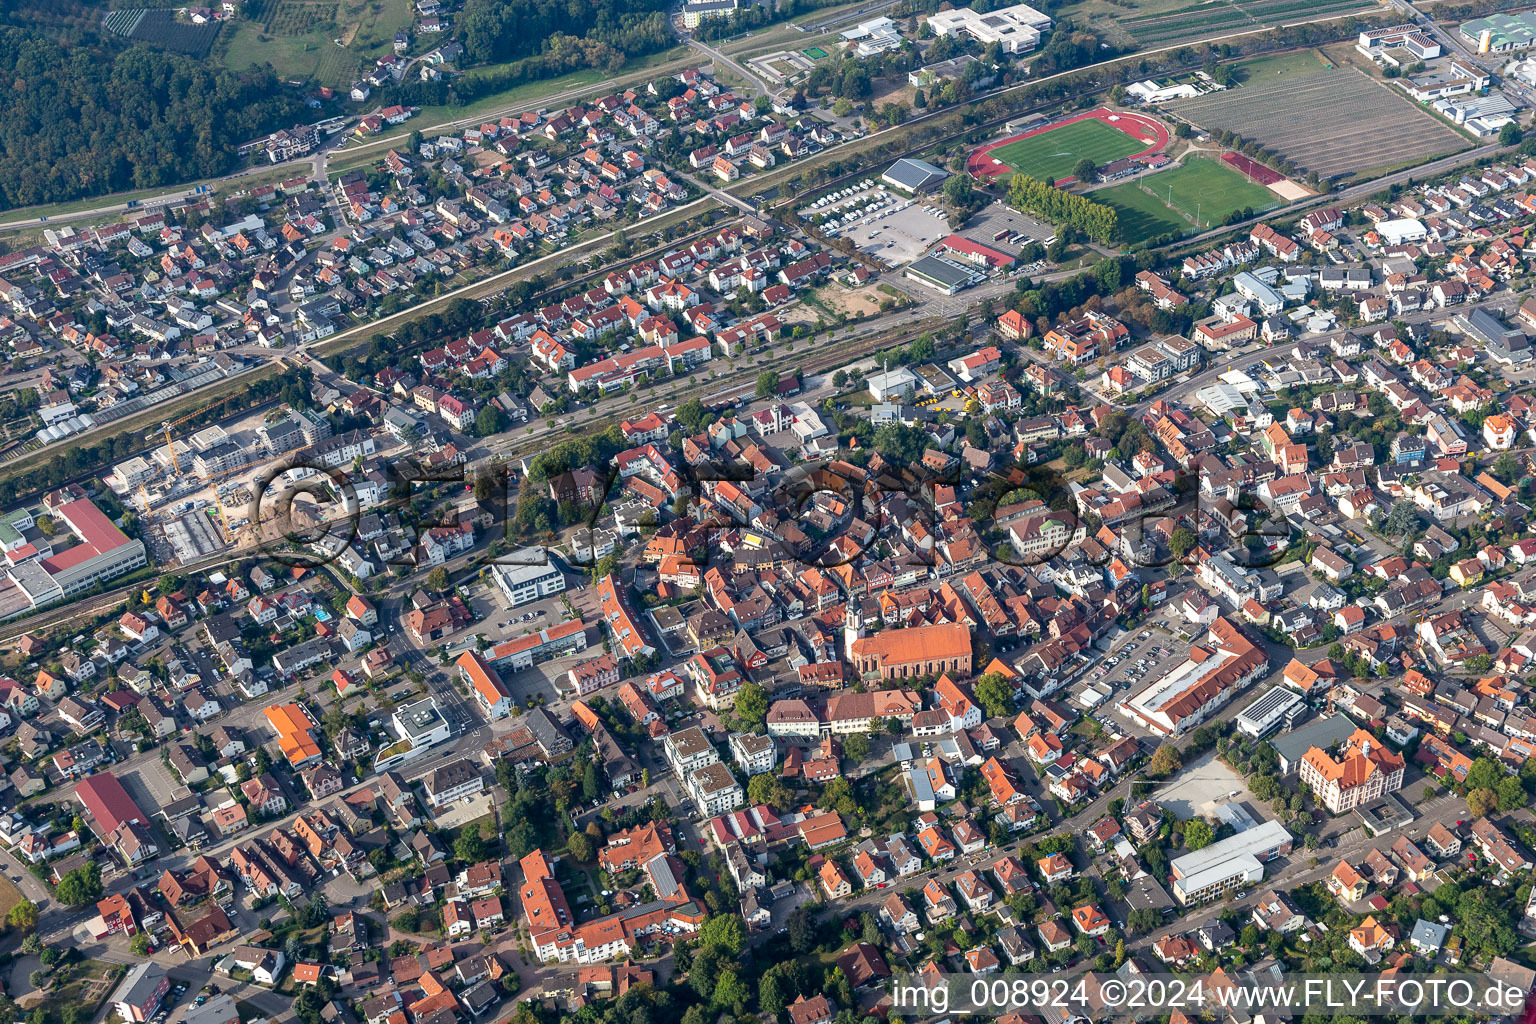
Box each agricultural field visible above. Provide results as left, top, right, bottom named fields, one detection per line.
left=1096, top=154, right=1279, bottom=242
left=1062, top=0, right=1379, bottom=48
left=987, top=119, right=1149, bottom=182
left=1168, top=64, right=1471, bottom=180
left=102, top=8, right=221, bottom=56
left=219, top=0, right=413, bottom=87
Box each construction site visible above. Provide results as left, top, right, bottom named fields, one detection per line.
left=102, top=398, right=353, bottom=568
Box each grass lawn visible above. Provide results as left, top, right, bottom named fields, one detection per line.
left=1236, top=48, right=1334, bottom=82
left=1094, top=180, right=1191, bottom=243
left=0, top=873, right=24, bottom=924
left=1154, top=155, right=1277, bottom=226
left=1097, top=155, right=1277, bottom=242
left=989, top=119, right=1147, bottom=182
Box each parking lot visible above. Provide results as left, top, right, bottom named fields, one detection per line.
left=123, top=759, right=185, bottom=810
left=837, top=201, right=952, bottom=264
left=1077, top=619, right=1192, bottom=730
left=961, top=202, right=1058, bottom=253
left=433, top=790, right=495, bottom=831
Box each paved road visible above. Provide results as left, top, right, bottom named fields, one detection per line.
left=687, top=37, right=776, bottom=100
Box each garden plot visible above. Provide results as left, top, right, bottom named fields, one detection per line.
left=1168, top=65, right=1469, bottom=180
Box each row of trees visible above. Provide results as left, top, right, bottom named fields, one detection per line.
left=1006, top=174, right=1120, bottom=243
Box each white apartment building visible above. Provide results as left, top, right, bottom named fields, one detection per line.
left=688, top=762, right=745, bottom=816
left=664, top=726, right=719, bottom=777
left=730, top=732, right=776, bottom=776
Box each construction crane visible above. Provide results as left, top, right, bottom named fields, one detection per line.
left=159, top=392, right=240, bottom=474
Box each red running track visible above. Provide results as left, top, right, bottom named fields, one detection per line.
left=965, top=107, right=1172, bottom=186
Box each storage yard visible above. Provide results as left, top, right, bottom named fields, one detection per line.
left=1168, top=64, right=1471, bottom=179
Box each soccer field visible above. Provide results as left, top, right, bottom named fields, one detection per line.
left=1096, top=155, right=1280, bottom=244
left=988, top=119, right=1148, bottom=183
left=1094, top=182, right=1190, bottom=243
left=1153, top=155, right=1278, bottom=225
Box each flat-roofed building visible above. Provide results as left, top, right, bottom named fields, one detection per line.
left=392, top=697, right=452, bottom=749
left=491, top=550, right=566, bottom=608
left=1236, top=687, right=1305, bottom=738
left=927, top=2, right=1053, bottom=53
left=1170, top=820, right=1293, bottom=904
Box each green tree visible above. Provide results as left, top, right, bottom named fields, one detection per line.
left=475, top=405, right=507, bottom=437
left=974, top=671, right=1015, bottom=718
left=1006, top=174, right=1119, bottom=243
left=1383, top=500, right=1418, bottom=536
left=759, top=966, right=793, bottom=1018
left=787, top=906, right=814, bottom=954
left=426, top=566, right=450, bottom=592
left=129, top=932, right=152, bottom=955
left=1498, top=775, right=1526, bottom=812
left=942, top=174, right=975, bottom=211
left=54, top=861, right=102, bottom=907
left=699, top=913, right=747, bottom=956
left=734, top=680, right=770, bottom=733
left=843, top=732, right=871, bottom=763
left=1183, top=819, right=1215, bottom=850
left=1072, top=157, right=1097, bottom=182
left=567, top=830, right=595, bottom=862
left=1168, top=527, right=1197, bottom=560
left=755, top=370, right=780, bottom=399
left=1148, top=744, right=1182, bottom=778
left=1467, top=786, right=1498, bottom=818
left=711, top=969, right=747, bottom=1012
left=454, top=825, right=488, bottom=863
left=747, top=772, right=792, bottom=810
left=5, top=899, right=37, bottom=932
